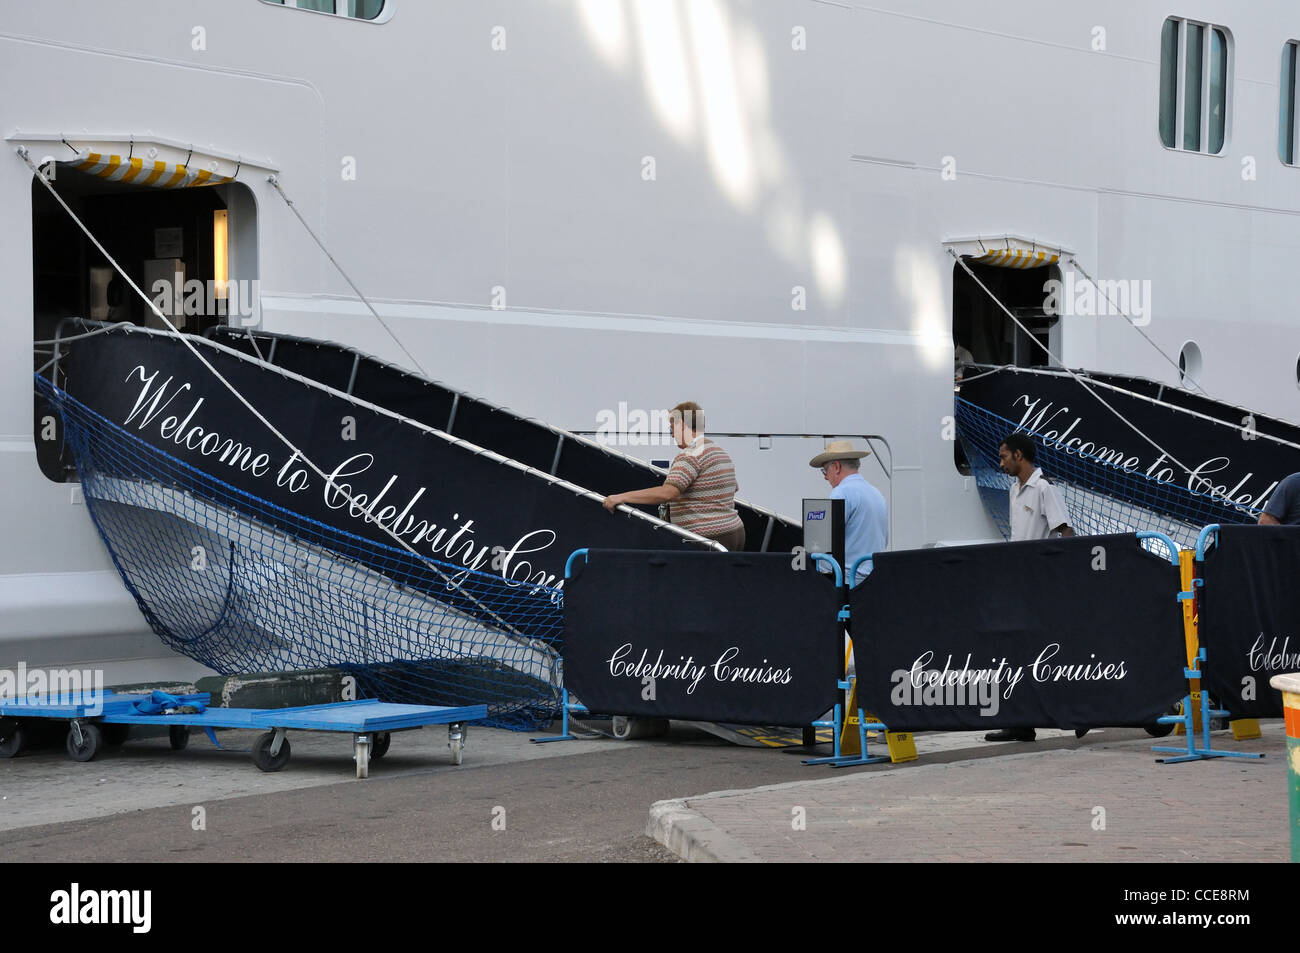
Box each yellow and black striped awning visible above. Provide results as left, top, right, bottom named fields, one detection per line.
left=63, top=149, right=236, bottom=188
left=969, top=245, right=1061, bottom=269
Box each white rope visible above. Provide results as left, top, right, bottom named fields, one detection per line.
left=19, top=147, right=537, bottom=640
left=951, top=249, right=1209, bottom=484
left=34, top=321, right=136, bottom=347
left=954, top=366, right=1003, bottom=384
left=1066, top=256, right=1205, bottom=394
left=266, top=175, right=430, bottom=378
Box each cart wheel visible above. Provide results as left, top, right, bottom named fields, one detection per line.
left=101, top=724, right=131, bottom=747
left=169, top=726, right=190, bottom=751
left=66, top=723, right=102, bottom=763
left=0, top=718, right=24, bottom=759
left=355, top=737, right=370, bottom=780
left=371, top=732, right=391, bottom=760
left=251, top=731, right=291, bottom=772
left=448, top=724, right=465, bottom=765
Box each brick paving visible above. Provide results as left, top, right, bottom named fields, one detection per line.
left=648, top=722, right=1289, bottom=862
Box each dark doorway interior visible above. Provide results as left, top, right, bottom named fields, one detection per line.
left=952, top=260, right=1059, bottom=369
left=952, top=259, right=1060, bottom=474
left=33, top=170, right=230, bottom=481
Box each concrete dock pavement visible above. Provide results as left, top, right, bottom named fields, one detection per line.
left=648, top=721, right=1289, bottom=862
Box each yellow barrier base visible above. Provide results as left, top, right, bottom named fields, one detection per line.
left=1230, top=718, right=1261, bottom=740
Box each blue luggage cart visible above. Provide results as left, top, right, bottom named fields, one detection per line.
left=0, top=692, right=486, bottom=778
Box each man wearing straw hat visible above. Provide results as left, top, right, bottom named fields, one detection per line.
left=809, top=440, right=888, bottom=587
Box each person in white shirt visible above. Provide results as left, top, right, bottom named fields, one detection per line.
left=1001, top=432, right=1073, bottom=541
left=985, top=432, right=1074, bottom=743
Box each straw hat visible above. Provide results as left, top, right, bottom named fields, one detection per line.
left=809, top=440, right=871, bottom=468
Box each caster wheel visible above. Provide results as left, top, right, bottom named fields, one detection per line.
left=355, top=737, right=370, bottom=779
left=67, top=722, right=102, bottom=763
left=169, top=726, right=190, bottom=750
left=611, top=716, right=669, bottom=740
left=371, top=732, right=391, bottom=760
left=251, top=731, right=291, bottom=772
left=0, top=718, right=25, bottom=759
left=101, top=724, right=131, bottom=747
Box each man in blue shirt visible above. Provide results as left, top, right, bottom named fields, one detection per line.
left=809, top=441, right=888, bottom=586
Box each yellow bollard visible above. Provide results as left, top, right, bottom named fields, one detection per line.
left=1176, top=551, right=1203, bottom=735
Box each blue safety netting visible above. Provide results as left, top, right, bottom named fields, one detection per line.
left=955, top=395, right=1258, bottom=550
left=37, top=374, right=563, bottom=730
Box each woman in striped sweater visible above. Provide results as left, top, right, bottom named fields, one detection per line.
left=601, top=401, right=746, bottom=551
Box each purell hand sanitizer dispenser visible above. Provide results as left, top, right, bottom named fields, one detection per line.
left=803, top=498, right=845, bottom=581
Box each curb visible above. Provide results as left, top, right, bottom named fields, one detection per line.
left=646, top=747, right=1116, bottom=863
left=646, top=797, right=764, bottom=863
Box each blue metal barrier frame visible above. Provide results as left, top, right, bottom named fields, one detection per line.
left=810, top=552, right=843, bottom=588
left=530, top=686, right=591, bottom=744
left=801, top=677, right=891, bottom=768
left=530, top=549, right=589, bottom=742
left=804, top=555, right=891, bottom=767
left=1136, top=531, right=1181, bottom=566
left=1150, top=523, right=1263, bottom=763
left=1152, top=648, right=1265, bottom=764
left=1194, top=524, right=1220, bottom=561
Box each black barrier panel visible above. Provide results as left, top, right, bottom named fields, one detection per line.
left=1197, top=525, right=1299, bottom=718
left=563, top=550, right=843, bottom=725
left=850, top=534, right=1187, bottom=730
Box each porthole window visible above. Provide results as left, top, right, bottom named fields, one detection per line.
left=1179, top=341, right=1203, bottom=386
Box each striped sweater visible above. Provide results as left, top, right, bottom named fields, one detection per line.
left=664, top=437, right=744, bottom=540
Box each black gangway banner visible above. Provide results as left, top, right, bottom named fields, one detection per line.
left=1196, top=525, right=1300, bottom=718
left=562, top=550, right=842, bottom=725
left=62, top=329, right=712, bottom=613
left=961, top=368, right=1300, bottom=521
left=850, top=534, right=1188, bottom=730
left=210, top=326, right=805, bottom=555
